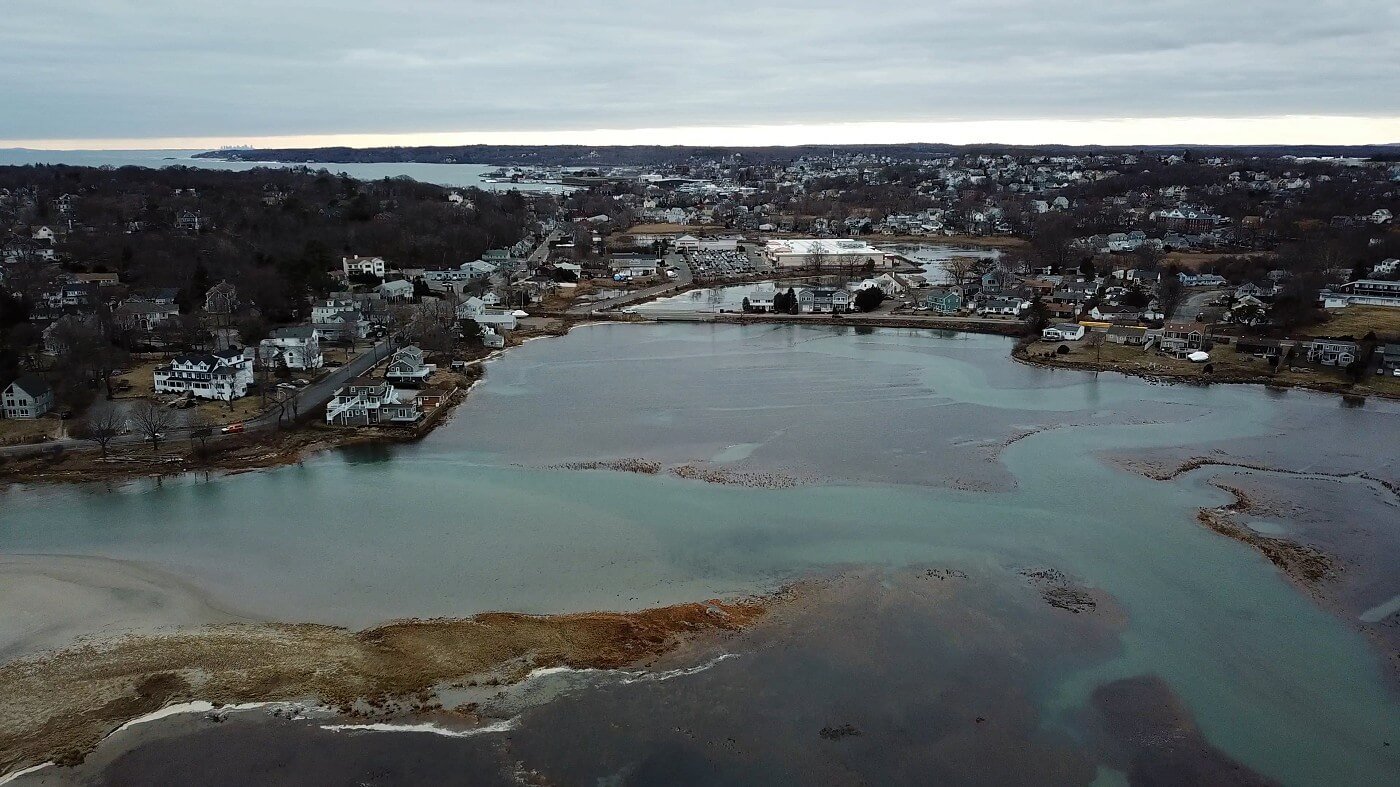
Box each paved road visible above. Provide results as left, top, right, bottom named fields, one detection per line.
left=567, top=252, right=693, bottom=315
left=527, top=227, right=564, bottom=266
left=1174, top=287, right=1228, bottom=322
left=1, top=339, right=395, bottom=457
left=248, top=338, right=395, bottom=430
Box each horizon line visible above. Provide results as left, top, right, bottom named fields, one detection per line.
left=4, top=116, right=1400, bottom=152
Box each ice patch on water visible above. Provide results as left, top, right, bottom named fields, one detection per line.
left=519, top=652, right=739, bottom=687
left=109, top=701, right=302, bottom=735
left=0, top=762, right=53, bottom=785
left=711, top=443, right=761, bottom=463
left=1359, top=594, right=1400, bottom=624
left=321, top=717, right=519, bottom=738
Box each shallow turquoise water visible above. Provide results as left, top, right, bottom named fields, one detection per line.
left=3, top=324, right=1397, bottom=783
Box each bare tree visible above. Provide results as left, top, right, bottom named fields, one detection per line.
left=1156, top=270, right=1186, bottom=320
left=73, top=406, right=126, bottom=458
left=130, top=400, right=177, bottom=452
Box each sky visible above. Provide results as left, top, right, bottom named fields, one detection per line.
left=3, top=1, right=1398, bottom=149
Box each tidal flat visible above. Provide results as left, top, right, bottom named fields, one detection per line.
left=2, top=323, right=1397, bottom=784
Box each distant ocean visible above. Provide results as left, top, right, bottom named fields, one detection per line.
left=0, top=149, right=569, bottom=192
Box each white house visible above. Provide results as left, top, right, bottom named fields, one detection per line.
left=1, top=375, right=54, bottom=419
left=376, top=279, right=414, bottom=301
left=456, top=296, right=518, bottom=331
left=259, top=326, right=324, bottom=370
left=1041, top=323, right=1086, bottom=341
left=153, top=348, right=253, bottom=400
left=343, top=255, right=387, bottom=279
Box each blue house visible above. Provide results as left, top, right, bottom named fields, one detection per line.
left=923, top=288, right=963, bottom=314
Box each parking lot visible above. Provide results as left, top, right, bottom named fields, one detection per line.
left=687, top=248, right=769, bottom=278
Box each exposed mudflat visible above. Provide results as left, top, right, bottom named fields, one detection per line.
left=0, top=596, right=770, bottom=776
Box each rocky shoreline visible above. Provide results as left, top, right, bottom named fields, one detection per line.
left=1012, top=344, right=1399, bottom=402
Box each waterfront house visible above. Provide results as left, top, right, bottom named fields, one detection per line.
left=480, top=326, right=505, bottom=348
left=1160, top=321, right=1210, bottom=353
left=456, top=296, right=518, bottom=331
left=1234, top=337, right=1297, bottom=359
left=259, top=326, right=323, bottom=370
left=1106, top=325, right=1147, bottom=345
left=1381, top=344, right=1400, bottom=373
left=798, top=288, right=852, bottom=314
left=1, top=375, right=54, bottom=419
left=153, top=348, right=253, bottom=400
left=977, top=297, right=1025, bottom=317
left=922, top=288, right=963, bottom=314
left=325, top=378, right=422, bottom=426
left=415, top=388, right=448, bottom=410
left=384, top=345, right=435, bottom=386
left=1041, top=323, right=1086, bottom=342
left=1302, top=339, right=1359, bottom=367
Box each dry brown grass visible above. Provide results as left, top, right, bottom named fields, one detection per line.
left=0, top=598, right=770, bottom=774
left=1310, top=307, right=1400, bottom=340
left=622, top=223, right=691, bottom=235
left=1024, top=338, right=1400, bottom=397
left=1161, top=251, right=1240, bottom=271
left=0, top=418, right=60, bottom=446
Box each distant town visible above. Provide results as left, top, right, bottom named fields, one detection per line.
left=2, top=143, right=1399, bottom=474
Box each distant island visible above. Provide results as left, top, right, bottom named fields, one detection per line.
left=193, top=143, right=1400, bottom=168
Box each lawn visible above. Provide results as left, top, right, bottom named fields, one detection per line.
left=1027, top=337, right=1400, bottom=397
left=1309, top=307, right=1400, bottom=340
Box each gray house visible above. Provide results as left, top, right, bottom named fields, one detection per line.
left=2, top=375, right=55, bottom=419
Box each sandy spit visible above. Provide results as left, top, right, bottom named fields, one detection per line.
left=0, top=596, right=771, bottom=778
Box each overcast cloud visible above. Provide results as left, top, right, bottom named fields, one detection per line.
left=3, top=1, right=1398, bottom=144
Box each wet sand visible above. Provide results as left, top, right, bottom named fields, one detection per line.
left=1111, top=447, right=1400, bottom=677
left=11, top=566, right=1125, bottom=786
left=0, top=595, right=770, bottom=776
left=0, top=555, right=251, bottom=662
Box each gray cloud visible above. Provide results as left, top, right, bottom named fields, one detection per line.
left=2, top=0, right=1397, bottom=140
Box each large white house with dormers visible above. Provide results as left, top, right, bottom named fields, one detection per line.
left=153, top=348, right=254, bottom=400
